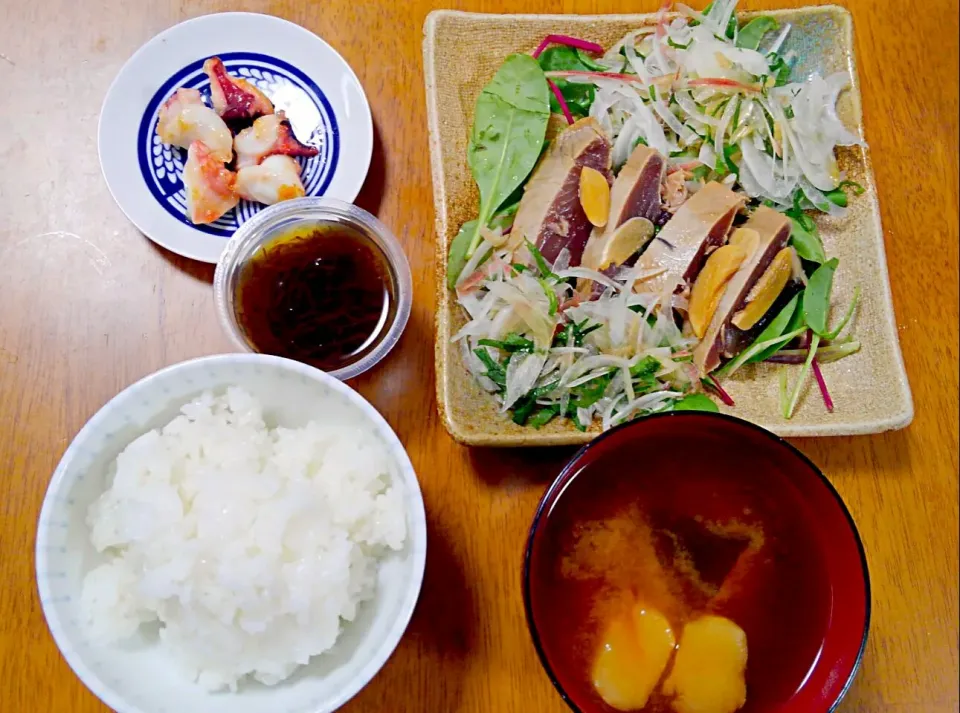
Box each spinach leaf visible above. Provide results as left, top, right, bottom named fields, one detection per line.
left=825, top=180, right=865, bottom=208
left=465, top=54, right=550, bottom=259
left=630, top=356, right=661, bottom=379
left=631, top=356, right=662, bottom=394
left=473, top=348, right=507, bottom=388
left=788, top=215, right=826, bottom=264
left=477, top=333, right=536, bottom=353
left=571, top=372, right=615, bottom=409
left=494, top=140, right=550, bottom=215
left=446, top=219, right=478, bottom=289
left=511, top=398, right=538, bottom=425
left=671, top=394, right=721, bottom=413
left=824, top=188, right=848, bottom=208
left=526, top=240, right=557, bottom=279
left=839, top=179, right=866, bottom=195
left=690, top=164, right=711, bottom=181
left=723, top=143, right=740, bottom=175
left=510, top=380, right=562, bottom=425
left=538, top=277, right=559, bottom=315
left=802, top=258, right=839, bottom=336
left=746, top=292, right=803, bottom=364
left=766, top=52, right=792, bottom=86
left=575, top=48, right=610, bottom=72
left=736, top=16, right=778, bottom=50
left=529, top=406, right=561, bottom=429
left=446, top=202, right=524, bottom=289
left=537, top=46, right=596, bottom=117
left=553, top=319, right=602, bottom=349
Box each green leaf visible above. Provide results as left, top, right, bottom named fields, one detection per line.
left=447, top=202, right=523, bottom=289
left=736, top=16, right=779, bottom=50
left=531, top=380, right=560, bottom=399
left=477, top=333, right=536, bottom=353
left=715, top=327, right=808, bottom=378
left=839, top=179, right=866, bottom=195
left=630, top=356, right=661, bottom=379
left=726, top=14, right=738, bottom=39
left=746, top=292, right=803, bottom=364
left=779, top=367, right=789, bottom=414
left=766, top=52, right=792, bottom=86
left=574, top=321, right=601, bottom=347
left=825, top=180, right=866, bottom=208
left=784, top=334, right=820, bottom=418
left=575, top=48, right=609, bottom=72
left=473, top=348, right=506, bottom=387
left=690, top=165, right=711, bottom=181
left=821, top=285, right=861, bottom=341
left=526, top=240, right=556, bottom=279
left=538, top=277, right=559, bottom=316
left=571, top=372, right=615, bottom=409
left=491, top=197, right=522, bottom=228
left=802, top=258, right=839, bottom=336
left=788, top=215, right=826, bottom=264
left=447, top=219, right=478, bottom=289
left=538, top=46, right=596, bottom=117
left=672, top=393, right=721, bottom=413
left=723, top=143, right=740, bottom=175
left=529, top=406, right=561, bottom=429
left=824, top=188, right=848, bottom=208
left=537, top=45, right=588, bottom=72
left=511, top=398, right=538, bottom=425
left=465, top=54, right=550, bottom=258
left=510, top=379, right=562, bottom=425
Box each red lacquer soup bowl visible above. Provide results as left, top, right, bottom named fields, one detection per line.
left=523, top=413, right=870, bottom=713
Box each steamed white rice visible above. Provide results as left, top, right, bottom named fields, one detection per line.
left=81, top=387, right=406, bottom=691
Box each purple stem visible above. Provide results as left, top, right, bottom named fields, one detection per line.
left=532, top=34, right=605, bottom=59
left=811, top=358, right=834, bottom=412
left=765, top=353, right=807, bottom=365
left=704, top=376, right=735, bottom=406
left=547, top=79, right=575, bottom=125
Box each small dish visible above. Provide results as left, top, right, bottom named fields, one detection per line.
left=424, top=7, right=913, bottom=445
left=213, top=197, right=412, bottom=380
left=99, top=12, right=373, bottom=263
left=523, top=412, right=870, bottom=713
left=36, top=353, right=427, bottom=713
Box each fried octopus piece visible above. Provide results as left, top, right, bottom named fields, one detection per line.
left=156, top=88, right=233, bottom=163
left=233, top=112, right=320, bottom=169
left=203, top=57, right=275, bottom=121
left=235, top=155, right=306, bottom=205
left=183, top=140, right=239, bottom=224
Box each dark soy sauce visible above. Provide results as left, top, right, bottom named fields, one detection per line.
left=235, top=223, right=396, bottom=371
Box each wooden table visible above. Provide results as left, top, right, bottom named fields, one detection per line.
left=1, top=1, right=956, bottom=711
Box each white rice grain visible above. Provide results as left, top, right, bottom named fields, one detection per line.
left=81, top=387, right=406, bottom=691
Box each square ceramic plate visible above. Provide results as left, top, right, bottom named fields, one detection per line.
left=424, top=6, right=913, bottom=446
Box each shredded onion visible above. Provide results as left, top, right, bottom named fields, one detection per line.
left=555, top=267, right=623, bottom=292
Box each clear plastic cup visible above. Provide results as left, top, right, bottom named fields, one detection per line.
left=213, top=197, right=412, bottom=380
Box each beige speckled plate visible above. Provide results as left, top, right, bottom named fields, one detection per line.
left=424, top=6, right=912, bottom=446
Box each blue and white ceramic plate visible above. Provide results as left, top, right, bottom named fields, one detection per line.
left=99, top=13, right=373, bottom=263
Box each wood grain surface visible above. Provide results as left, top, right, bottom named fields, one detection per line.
left=0, top=1, right=956, bottom=711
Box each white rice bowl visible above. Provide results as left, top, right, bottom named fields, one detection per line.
left=82, top=387, right=407, bottom=691
left=36, top=354, right=426, bottom=713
